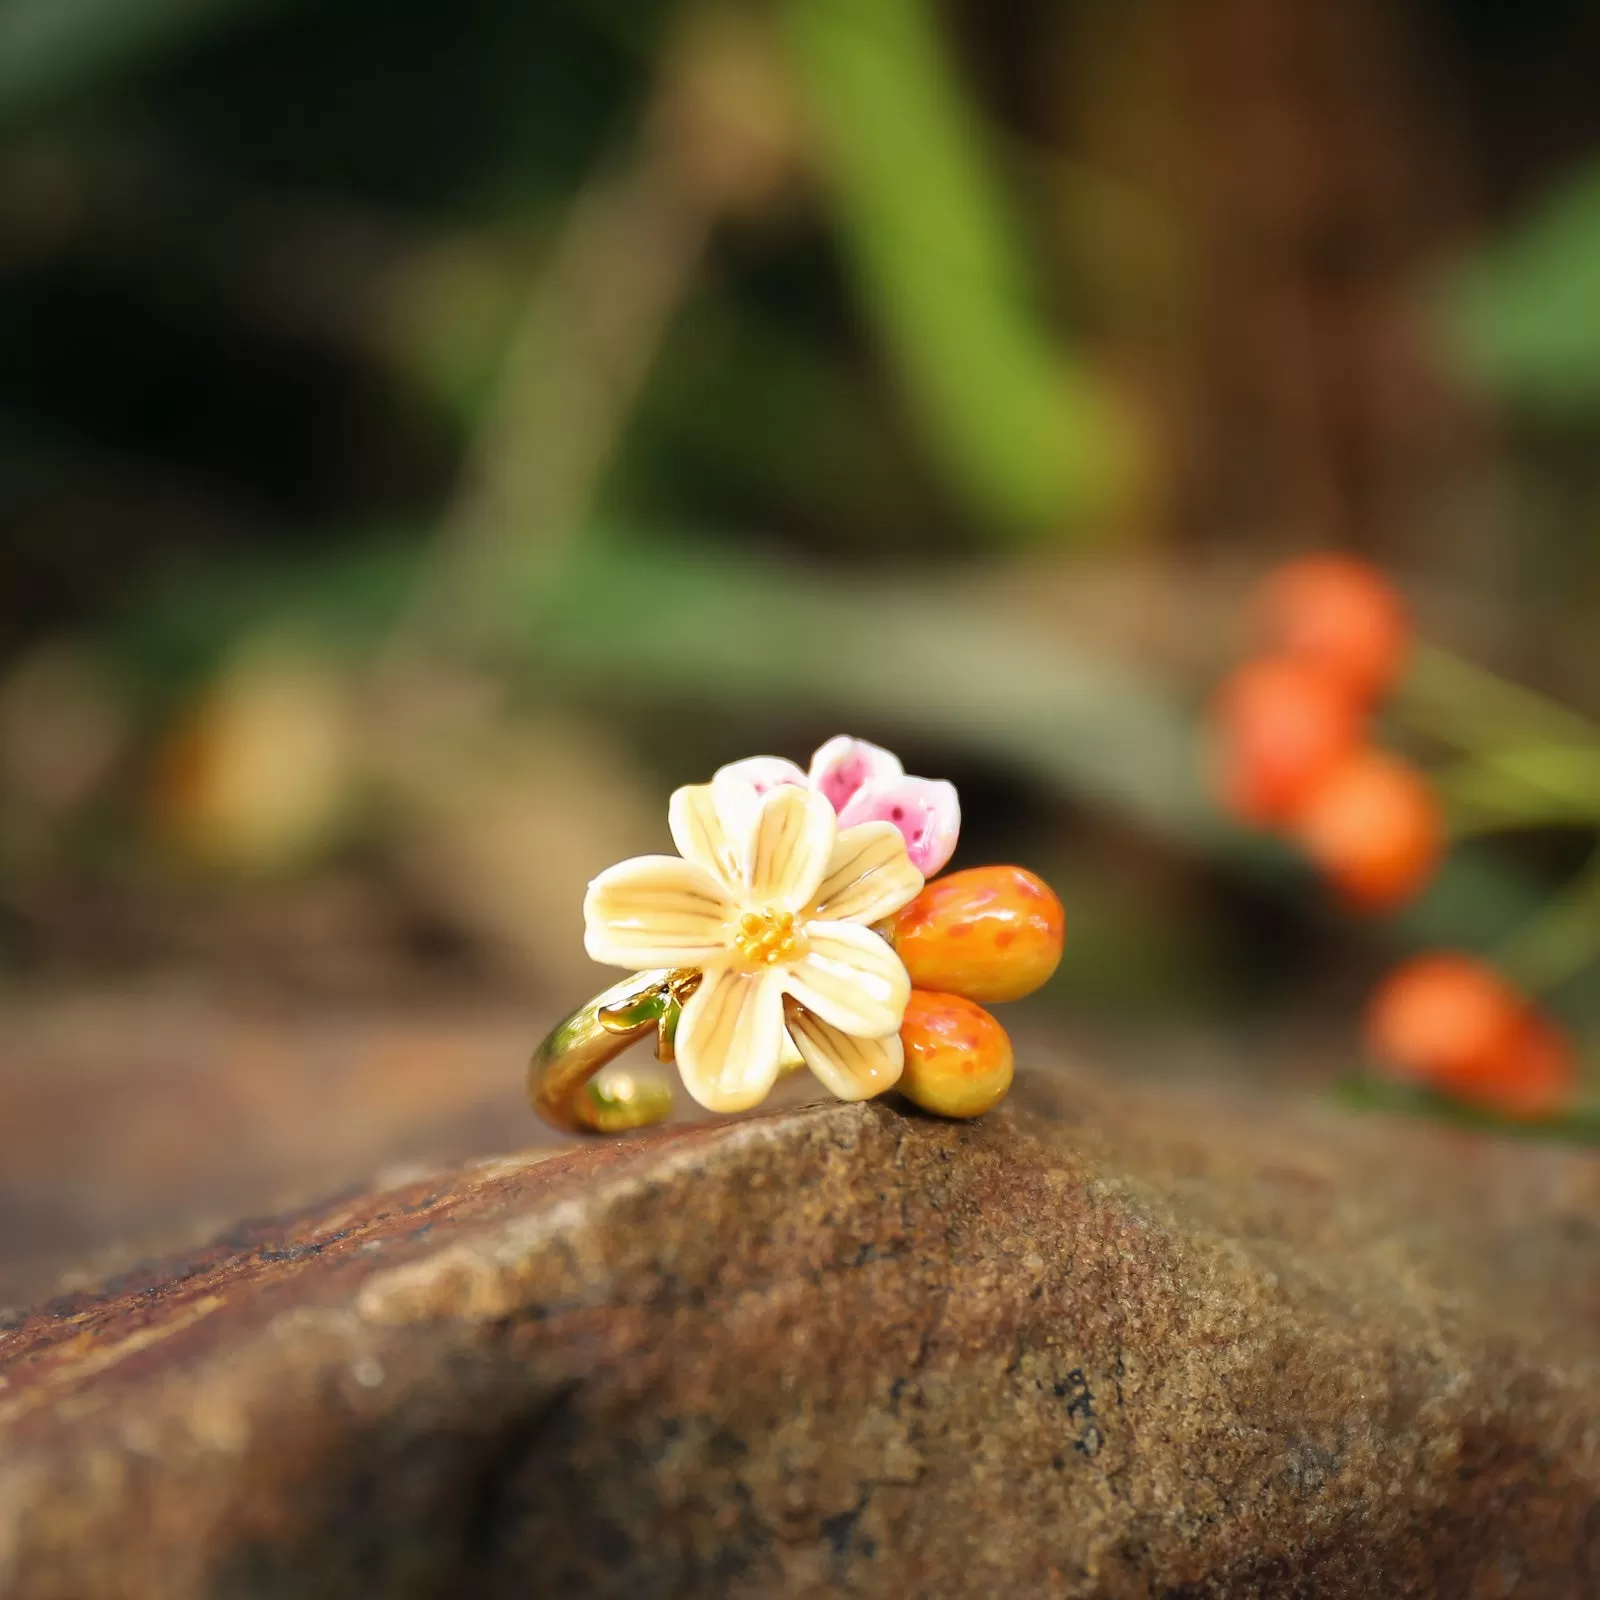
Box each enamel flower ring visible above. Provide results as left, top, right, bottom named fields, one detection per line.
left=529, top=738, right=1064, bottom=1134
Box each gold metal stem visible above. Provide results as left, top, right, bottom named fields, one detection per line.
left=529, top=968, right=701, bottom=1134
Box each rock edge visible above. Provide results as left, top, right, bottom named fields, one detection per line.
left=1, top=1067, right=1597, bottom=1597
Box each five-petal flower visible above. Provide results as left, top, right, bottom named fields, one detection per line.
left=583, top=772, right=924, bottom=1112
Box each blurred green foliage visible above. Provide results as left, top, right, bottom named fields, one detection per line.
left=783, top=0, right=1128, bottom=537
left=0, top=0, right=291, bottom=124
left=5, top=0, right=1600, bottom=1082
left=1336, top=1076, right=1600, bottom=1145
left=1438, top=162, right=1600, bottom=417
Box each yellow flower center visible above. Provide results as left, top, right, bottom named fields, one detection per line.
left=734, top=905, right=804, bottom=967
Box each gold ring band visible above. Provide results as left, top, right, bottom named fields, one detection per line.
left=528, top=967, right=703, bottom=1133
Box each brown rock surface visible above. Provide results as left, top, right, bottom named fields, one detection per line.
left=0, top=990, right=555, bottom=1304
left=1, top=1063, right=1597, bottom=1598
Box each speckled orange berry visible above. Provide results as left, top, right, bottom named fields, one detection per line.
left=886, top=865, right=1064, bottom=1004
left=898, top=990, right=1014, bottom=1119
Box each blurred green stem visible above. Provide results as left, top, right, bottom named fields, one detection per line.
left=1495, top=846, right=1600, bottom=998
left=1435, top=749, right=1600, bottom=836
left=1397, top=641, right=1600, bottom=755
left=1401, top=643, right=1600, bottom=1000
left=1397, top=642, right=1600, bottom=840
left=782, top=0, right=1134, bottom=539
left=397, top=136, right=715, bottom=661
left=0, top=0, right=295, bottom=126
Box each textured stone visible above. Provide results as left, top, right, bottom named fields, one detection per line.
left=0, top=1062, right=1597, bottom=1598
left=0, top=993, right=550, bottom=1304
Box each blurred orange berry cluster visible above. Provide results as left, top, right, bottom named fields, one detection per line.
left=1213, top=554, right=1435, bottom=912
left=1213, top=554, right=1576, bottom=1122
left=1366, top=955, right=1575, bottom=1120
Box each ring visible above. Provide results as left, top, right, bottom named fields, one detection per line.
left=528, top=736, right=1065, bottom=1134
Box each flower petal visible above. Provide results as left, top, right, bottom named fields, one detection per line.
left=808, top=735, right=903, bottom=815
left=713, top=755, right=808, bottom=797
left=669, top=781, right=746, bottom=888
left=583, top=855, right=734, bottom=969
left=785, top=999, right=904, bottom=1102
left=782, top=919, right=910, bottom=1038
left=674, top=965, right=786, bottom=1112
left=779, top=1028, right=805, bottom=1070
left=808, top=822, right=924, bottom=925
left=838, top=776, right=961, bottom=877
left=746, top=783, right=835, bottom=909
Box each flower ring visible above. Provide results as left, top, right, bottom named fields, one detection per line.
left=529, top=737, right=1065, bottom=1133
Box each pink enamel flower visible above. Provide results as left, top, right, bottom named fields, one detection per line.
left=583, top=775, right=925, bottom=1113
left=715, top=735, right=961, bottom=878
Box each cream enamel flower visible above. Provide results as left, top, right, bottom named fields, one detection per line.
left=583, top=775, right=924, bottom=1113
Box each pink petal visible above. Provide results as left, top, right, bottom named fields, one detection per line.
left=713, top=755, right=808, bottom=797
left=808, top=736, right=903, bottom=815
left=837, top=776, right=960, bottom=877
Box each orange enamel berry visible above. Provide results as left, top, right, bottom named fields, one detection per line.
left=1364, top=953, right=1525, bottom=1091
left=1294, top=748, right=1441, bottom=912
left=886, top=865, right=1065, bottom=1004
left=898, top=991, right=1014, bottom=1119
left=1257, top=553, right=1409, bottom=704
left=1210, top=657, right=1362, bottom=828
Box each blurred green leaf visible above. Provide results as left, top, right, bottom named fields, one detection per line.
left=111, top=540, right=417, bottom=695
left=110, top=526, right=1213, bottom=837
left=1400, top=641, right=1600, bottom=752
left=1334, top=1077, right=1600, bottom=1145
left=1436, top=162, right=1600, bottom=415
left=0, top=0, right=299, bottom=123
left=782, top=0, right=1133, bottom=540
left=1494, top=844, right=1600, bottom=997
left=108, top=527, right=1558, bottom=961
left=538, top=531, right=1210, bottom=839
left=623, top=304, right=939, bottom=545
left=1386, top=839, right=1558, bottom=955
left=533, top=532, right=1562, bottom=950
